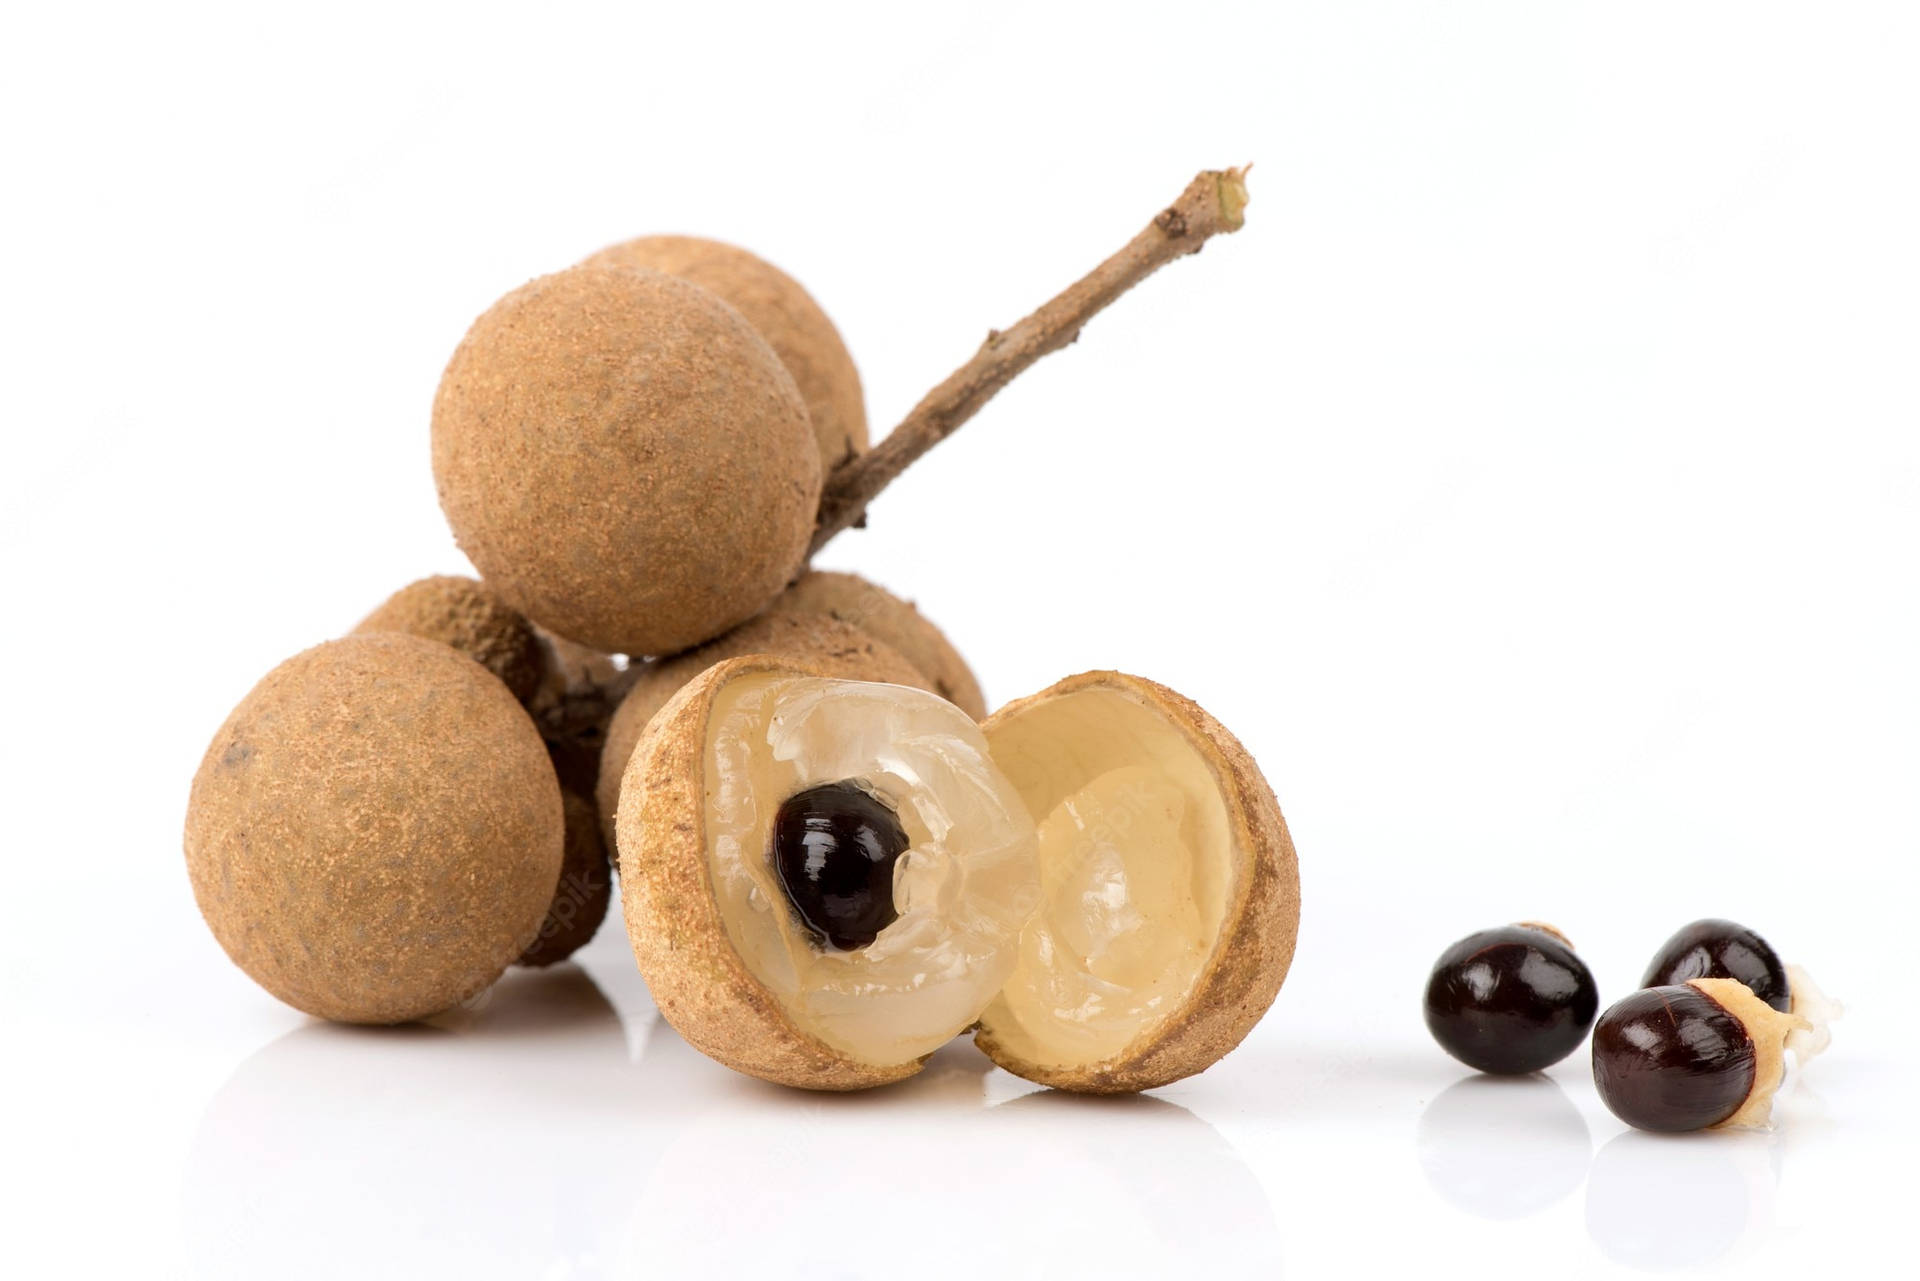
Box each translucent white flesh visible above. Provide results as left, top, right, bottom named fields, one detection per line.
left=980, top=688, right=1234, bottom=1069
left=705, top=675, right=1040, bottom=1066
left=1690, top=977, right=1809, bottom=1130
left=1784, top=964, right=1841, bottom=1062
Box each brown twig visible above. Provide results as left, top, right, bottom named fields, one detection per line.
left=808, top=166, right=1251, bottom=558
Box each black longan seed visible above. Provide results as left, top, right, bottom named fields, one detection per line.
left=1640, top=918, right=1791, bottom=1013
left=1592, top=985, right=1757, bottom=1132
left=1423, top=924, right=1600, bottom=1074
left=772, top=780, right=910, bottom=951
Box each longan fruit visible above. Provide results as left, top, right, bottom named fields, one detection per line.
left=617, top=664, right=1299, bottom=1093
left=617, top=658, right=1034, bottom=1089
left=184, top=634, right=564, bottom=1023
left=431, top=266, right=820, bottom=656
left=516, top=787, right=613, bottom=968
left=355, top=585, right=623, bottom=966
left=581, top=235, right=867, bottom=469
left=353, top=574, right=545, bottom=702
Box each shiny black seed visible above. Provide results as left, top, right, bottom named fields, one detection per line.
left=772, top=780, right=910, bottom=951
left=1592, top=985, right=1756, bottom=1132
left=1641, top=918, right=1791, bottom=1013
left=1423, top=924, right=1600, bottom=1074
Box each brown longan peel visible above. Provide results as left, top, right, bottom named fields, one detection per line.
left=432, top=266, right=820, bottom=657
left=580, top=235, right=867, bottom=471
left=184, top=634, right=563, bottom=1023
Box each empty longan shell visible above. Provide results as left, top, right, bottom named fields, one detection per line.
left=581, top=235, right=867, bottom=470
left=772, top=571, right=986, bottom=719
left=595, top=610, right=934, bottom=847
left=971, top=671, right=1300, bottom=1093
left=516, top=787, right=613, bottom=968
left=617, top=655, right=924, bottom=1090
left=184, top=633, right=564, bottom=1024
left=353, top=574, right=545, bottom=703
left=432, top=266, right=820, bottom=656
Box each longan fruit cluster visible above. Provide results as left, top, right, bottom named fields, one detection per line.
left=187, top=233, right=989, bottom=1023
left=184, top=170, right=1292, bottom=1096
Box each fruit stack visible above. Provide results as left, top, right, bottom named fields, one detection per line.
left=184, top=168, right=1301, bottom=1093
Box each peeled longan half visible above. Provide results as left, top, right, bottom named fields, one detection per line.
left=581, top=235, right=867, bottom=469
left=971, top=672, right=1300, bottom=1093
left=617, top=658, right=1040, bottom=1090
left=353, top=574, right=545, bottom=703
left=432, top=266, right=820, bottom=656
left=595, top=610, right=935, bottom=848
left=184, top=634, right=564, bottom=1024
left=617, top=663, right=1297, bottom=1093
left=773, top=571, right=986, bottom=719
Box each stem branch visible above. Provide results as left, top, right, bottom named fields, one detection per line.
left=809, top=166, right=1251, bottom=557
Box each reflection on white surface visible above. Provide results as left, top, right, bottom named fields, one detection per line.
left=184, top=965, right=647, bottom=1279
left=622, top=1051, right=1282, bottom=1279
left=1584, top=1129, right=1780, bottom=1271
left=1415, top=1073, right=1592, bottom=1220
left=183, top=958, right=1281, bottom=1280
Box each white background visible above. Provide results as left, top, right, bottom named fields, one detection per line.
left=3, top=3, right=1916, bottom=1277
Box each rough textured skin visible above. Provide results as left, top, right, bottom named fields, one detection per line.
left=524, top=626, right=634, bottom=795
left=352, top=593, right=621, bottom=964
left=353, top=574, right=544, bottom=703
left=972, top=671, right=1301, bottom=1093
left=184, top=634, right=564, bottom=1024
left=431, top=266, right=820, bottom=656
left=772, top=571, right=986, bottom=719
left=349, top=588, right=623, bottom=969
left=517, top=787, right=612, bottom=967
left=616, top=656, right=925, bottom=1090
left=581, top=235, right=867, bottom=470
left=595, top=611, right=932, bottom=847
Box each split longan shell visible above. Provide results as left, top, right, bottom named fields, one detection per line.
left=581, top=235, right=867, bottom=469
left=618, top=662, right=1298, bottom=1094
left=971, top=671, right=1301, bottom=1094
left=772, top=571, right=986, bottom=719
left=184, top=633, right=564, bottom=1023
left=617, top=655, right=923, bottom=1090
left=431, top=266, right=820, bottom=656
left=352, top=574, right=544, bottom=703
left=595, top=610, right=934, bottom=847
